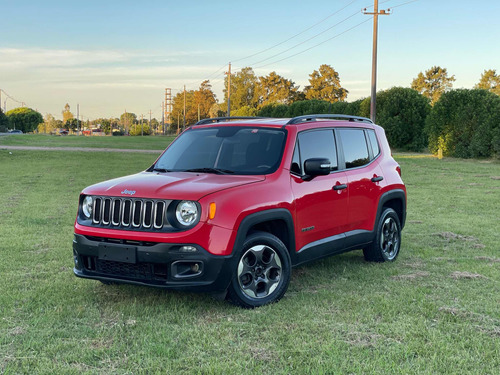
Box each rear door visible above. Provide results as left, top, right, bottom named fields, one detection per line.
left=337, top=128, right=383, bottom=232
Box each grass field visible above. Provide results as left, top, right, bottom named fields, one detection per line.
left=0, top=134, right=176, bottom=150
left=0, top=145, right=499, bottom=374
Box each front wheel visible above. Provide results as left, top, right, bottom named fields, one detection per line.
left=227, top=231, right=291, bottom=308
left=363, top=208, right=402, bottom=262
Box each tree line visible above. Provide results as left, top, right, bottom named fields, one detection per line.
left=1, top=66, right=499, bottom=158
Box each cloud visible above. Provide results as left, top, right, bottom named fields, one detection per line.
left=0, top=47, right=209, bottom=69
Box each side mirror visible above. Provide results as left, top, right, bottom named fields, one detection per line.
left=303, top=158, right=331, bottom=180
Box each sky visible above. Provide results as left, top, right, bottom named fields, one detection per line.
left=0, top=0, right=499, bottom=121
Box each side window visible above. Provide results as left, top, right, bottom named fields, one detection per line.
left=367, top=129, right=380, bottom=158
left=338, top=128, right=370, bottom=169
left=297, top=130, right=338, bottom=172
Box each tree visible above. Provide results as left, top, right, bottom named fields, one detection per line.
left=0, top=108, right=8, bottom=132
left=360, top=88, right=431, bottom=151
left=120, top=112, right=137, bottom=132
left=411, top=66, right=456, bottom=104
left=209, top=103, right=225, bottom=118
left=65, top=118, right=79, bottom=131
left=257, top=71, right=300, bottom=107
left=62, top=103, right=74, bottom=123
left=171, top=89, right=196, bottom=128
left=193, top=80, right=217, bottom=121
left=304, top=64, right=348, bottom=103
left=474, top=69, right=500, bottom=95
left=129, top=124, right=151, bottom=136
left=426, top=89, right=500, bottom=158
left=224, top=67, right=259, bottom=112
left=6, top=107, right=43, bottom=133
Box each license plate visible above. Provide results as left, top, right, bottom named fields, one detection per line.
left=98, top=244, right=137, bottom=264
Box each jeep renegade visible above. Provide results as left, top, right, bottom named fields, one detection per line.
left=73, top=114, right=406, bottom=308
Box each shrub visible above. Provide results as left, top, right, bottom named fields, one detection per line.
left=232, top=106, right=258, bottom=117
left=6, top=107, right=43, bottom=133
left=359, top=88, right=431, bottom=151
left=427, top=89, right=500, bottom=158
left=129, top=124, right=151, bottom=136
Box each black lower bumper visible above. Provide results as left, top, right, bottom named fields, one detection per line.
left=72, top=234, right=234, bottom=292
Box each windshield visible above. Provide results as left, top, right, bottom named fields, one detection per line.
left=154, top=127, right=286, bottom=175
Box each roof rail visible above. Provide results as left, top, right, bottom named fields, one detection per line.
left=286, top=114, right=373, bottom=125
left=195, top=116, right=266, bottom=125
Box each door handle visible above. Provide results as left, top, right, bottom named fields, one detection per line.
left=333, top=184, right=347, bottom=191
left=371, top=176, right=384, bottom=182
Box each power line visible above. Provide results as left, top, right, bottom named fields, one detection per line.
left=255, top=17, right=373, bottom=69
left=387, top=0, right=419, bottom=10
left=0, top=89, right=25, bottom=106
left=251, top=11, right=361, bottom=67
left=232, top=0, right=359, bottom=63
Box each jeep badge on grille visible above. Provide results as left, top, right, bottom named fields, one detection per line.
left=121, top=189, right=136, bottom=195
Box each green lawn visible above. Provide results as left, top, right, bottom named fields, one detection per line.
left=0, top=149, right=499, bottom=374
left=0, top=134, right=176, bottom=150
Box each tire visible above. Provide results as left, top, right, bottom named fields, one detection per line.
left=227, top=231, right=291, bottom=308
left=363, top=208, right=402, bottom=262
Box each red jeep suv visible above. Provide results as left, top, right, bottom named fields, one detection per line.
left=73, top=114, right=406, bottom=308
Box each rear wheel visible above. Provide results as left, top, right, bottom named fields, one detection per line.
left=227, top=231, right=291, bottom=308
left=363, top=208, right=401, bottom=262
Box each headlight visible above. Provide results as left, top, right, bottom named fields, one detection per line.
left=175, top=201, right=199, bottom=226
left=82, top=196, right=93, bottom=219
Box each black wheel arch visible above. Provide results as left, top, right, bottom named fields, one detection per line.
left=375, top=189, right=407, bottom=230
left=233, top=208, right=296, bottom=257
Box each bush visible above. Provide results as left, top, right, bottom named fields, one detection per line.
left=5, top=107, right=43, bottom=133
left=232, top=106, right=258, bottom=117
left=360, top=88, right=431, bottom=151
left=0, top=108, right=8, bottom=132
left=427, top=89, right=500, bottom=158
left=129, top=124, right=151, bottom=136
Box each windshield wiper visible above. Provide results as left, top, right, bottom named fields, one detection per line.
left=183, top=167, right=234, bottom=175
left=152, top=167, right=170, bottom=173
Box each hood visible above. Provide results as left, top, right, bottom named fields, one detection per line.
left=82, top=171, right=265, bottom=200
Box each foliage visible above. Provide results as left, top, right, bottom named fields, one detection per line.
left=0, top=108, right=8, bottom=132
left=224, top=67, right=259, bottom=112
left=209, top=103, right=225, bottom=118
left=65, top=118, right=80, bottom=131
left=304, top=64, right=348, bottom=103
left=193, top=80, right=217, bottom=119
left=257, top=71, right=300, bottom=107
left=360, top=88, right=430, bottom=151
left=129, top=124, right=152, bottom=136
left=37, top=114, right=59, bottom=134
left=120, top=112, right=137, bottom=130
left=5, top=107, right=43, bottom=133
left=474, top=69, right=500, bottom=95
left=62, top=103, right=74, bottom=123
left=232, top=106, right=258, bottom=117
left=411, top=66, right=455, bottom=104
left=426, top=89, right=500, bottom=158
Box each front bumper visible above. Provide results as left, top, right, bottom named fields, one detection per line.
left=72, top=234, right=234, bottom=292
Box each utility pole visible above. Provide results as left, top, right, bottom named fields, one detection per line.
left=149, top=109, right=152, bottom=135
left=177, top=112, right=180, bottom=134
left=226, top=62, right=231, bottom=117
left=165, top=88, right=172, bottom=135
left=76, top=103, right=79, bottom=134
left=141, top=114, right=144, bottom=136
left=161, top=101, right=165, bottom=135
left=363, top=1, right=390, bottom=123
left=183, top=85, right=186, bottom=130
